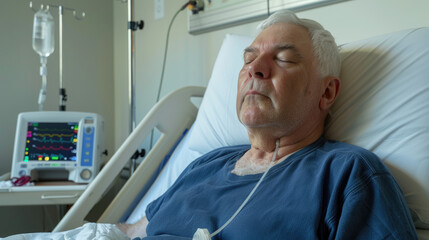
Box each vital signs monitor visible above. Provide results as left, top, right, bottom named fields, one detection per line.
left=11, top=111, right=104, bottom=183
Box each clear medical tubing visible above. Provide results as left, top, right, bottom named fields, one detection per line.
left=193, top=139, right=281, bottom=240
left=32, top=7, right=54, bottom=111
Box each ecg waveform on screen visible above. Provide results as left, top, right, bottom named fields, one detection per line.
left=24, top=122, right=79, bottom=162
left=31, top=134, right=75, bottom=144
left=34, top=145, right=74, bottom=151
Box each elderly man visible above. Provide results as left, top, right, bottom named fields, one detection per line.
left=119, top=10, right=417, bottom=240
left=4, top=10, right=417, bottom=240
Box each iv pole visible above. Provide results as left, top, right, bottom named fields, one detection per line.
left=30, top=2, right=85, bottom=111
left=128, top=0, right=137, bottom=140
left=126, top=0, right=144, bottom=175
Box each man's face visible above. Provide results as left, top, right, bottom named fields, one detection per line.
left=236, top=22, right=323, bottom=136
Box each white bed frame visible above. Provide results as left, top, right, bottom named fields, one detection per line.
left=54, top=86, right=205, bottom=232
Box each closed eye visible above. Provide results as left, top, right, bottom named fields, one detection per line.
left=243, top=46, right=258, bottom=65
left=244, top=55, right=256, bottom=65
left=276, top=44, right=302, bottom=65
left=276, top=58, right=296, bottom=64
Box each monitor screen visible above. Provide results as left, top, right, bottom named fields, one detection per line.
left=24, top=122, right=79, bottom=162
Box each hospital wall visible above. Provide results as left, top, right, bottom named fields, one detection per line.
left=0, top=0, right=114, bottom=236
left=113, top=0, right=429, bottom=153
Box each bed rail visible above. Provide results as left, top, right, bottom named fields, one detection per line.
left=54, top=86, right=205, bottom=231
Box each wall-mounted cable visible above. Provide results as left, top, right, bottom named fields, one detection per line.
left=155, top=1, right=198, bottom=103
left=150, top=1, right=197, bottom=150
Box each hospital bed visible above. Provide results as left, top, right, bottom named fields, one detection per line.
left=54, top=27, right=429, bottom=239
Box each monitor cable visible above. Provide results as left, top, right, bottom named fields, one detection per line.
left=150, top=1, right=197, bottom=149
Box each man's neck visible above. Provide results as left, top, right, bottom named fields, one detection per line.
left=232, top=117, right=325, bottom=176
left=232, top=128, right=323, bottom=176
left=247, top=125, right=323, bottom=157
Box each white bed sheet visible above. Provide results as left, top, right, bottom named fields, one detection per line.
left=1, top=223, right=128, bottom=240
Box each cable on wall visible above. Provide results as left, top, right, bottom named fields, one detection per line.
left=149, top=1, right=197, bottom=150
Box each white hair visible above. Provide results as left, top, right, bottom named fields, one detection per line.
left=257, top=10, right=341, bottom=78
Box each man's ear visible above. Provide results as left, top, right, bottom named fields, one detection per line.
left=320, top=76, right=340, bottom=111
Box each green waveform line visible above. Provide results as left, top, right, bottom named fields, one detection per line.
left=36, top=133, right=75, bottom=138
left=32, top=137, right=75, bottom=144
left=35, top=127, right=77, bottom=132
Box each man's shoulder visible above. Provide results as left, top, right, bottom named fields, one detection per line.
left=322, top=139, right=374, bottom=155
left=305, top=139, right=396, bottom=198
left=316, top=138, right=388, bottom=175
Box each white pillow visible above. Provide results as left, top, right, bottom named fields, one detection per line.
left=325, top=27, right=429, bottom=229
left=186, top=34, right=253, bottom=154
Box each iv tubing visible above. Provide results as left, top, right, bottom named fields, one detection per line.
left=38, top=57, right=48, bottom=111
left=38, top=74, right=47, bottom=111
left=210, top=139, right=280, bottom=237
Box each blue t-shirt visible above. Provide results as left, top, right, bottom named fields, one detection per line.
left=144, top=138, right=417, bottom=239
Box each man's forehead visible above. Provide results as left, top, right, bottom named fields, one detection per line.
left=247, top=23, right=312, bottom=55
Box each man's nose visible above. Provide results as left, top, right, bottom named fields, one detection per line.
left=248, top=57, right=270, bottom=79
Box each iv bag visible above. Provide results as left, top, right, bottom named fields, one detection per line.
left=32, top=8, right=55, bottom=57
